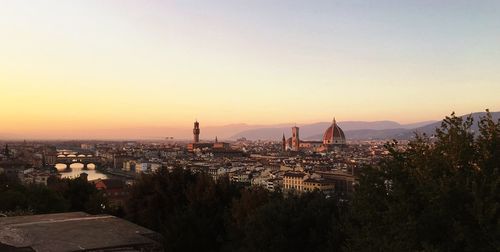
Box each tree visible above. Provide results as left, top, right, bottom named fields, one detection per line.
left=236, top=191, right=346, bottom=252
left=0, top=174, right=68, bottom=215
left=347, top=111, right=500, bottom=251
left=125, top=168, right=241, bottom=251
left=48, top=176, right=107, bottom=214
left=25, top=184, right=68, bottom=213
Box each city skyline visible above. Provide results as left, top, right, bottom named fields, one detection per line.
left=1, top=2, right=499, bottom=251
left=0, top=112, right=494, bottom=141
left=2, top=0, right=500, bottom=138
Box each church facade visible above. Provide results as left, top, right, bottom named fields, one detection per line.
left=283, top=118, right=346, bottom=152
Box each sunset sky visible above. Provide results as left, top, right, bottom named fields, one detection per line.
left=1, top=1, right=499, bottom=138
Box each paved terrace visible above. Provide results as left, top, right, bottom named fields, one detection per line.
left=0, top=212, right=162, bottom=251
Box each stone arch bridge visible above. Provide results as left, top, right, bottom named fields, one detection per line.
left=56, top=151, right=101, bottom=169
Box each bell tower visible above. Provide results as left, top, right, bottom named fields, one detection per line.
left=291, top=126, right=300, bottom=151
left=193, top=121, right=200, bottom=143
left=4, top=144, right=10, bottom=158
left=282, top=133, right=287, bottom=151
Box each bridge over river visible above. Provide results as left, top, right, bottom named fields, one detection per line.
left=55, top=150, right=101, bottom=169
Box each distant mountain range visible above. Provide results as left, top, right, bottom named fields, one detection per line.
left=229, top=120, right=436, bottom=141
left=1, top=112, right=497, bottom=141
left=230, top=112, right=500, bottom=141
left=396, top=111, right=500, bottom=139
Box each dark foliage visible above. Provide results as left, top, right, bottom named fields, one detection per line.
left=0, top=175, right=107, bottom=215
left=125, top=168, right=348, bottom=251
left=347, top=111, right=500, bottom=251
left=233, top=192, right=346, bottom=252
left=48, top=176, right=108, bottom=214
left=125, top=168, right=241, bottom=251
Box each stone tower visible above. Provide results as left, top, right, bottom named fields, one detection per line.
left=193, top=121, right=200, bottom=143
left=291, top=126, right=300, bottom=151
left=282, top=133, right=287, bottom=151
left=4, top=144, right=10, bottom=158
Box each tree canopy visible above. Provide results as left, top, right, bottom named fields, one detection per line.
left=348, top=111, right=500, bottom=251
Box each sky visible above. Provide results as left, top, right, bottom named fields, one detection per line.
left=1, top=0, right=499, bottom=138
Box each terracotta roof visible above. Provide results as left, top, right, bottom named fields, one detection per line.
left=303, top=178, right=335, bottom=184
left=322, top=121, right=346, bottom=143
left=283, top=172, right=306, bottom=178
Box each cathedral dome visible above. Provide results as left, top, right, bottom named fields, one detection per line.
left=322, top=119, right=346, bottom=145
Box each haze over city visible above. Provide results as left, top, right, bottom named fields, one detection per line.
left=1, top=0, right=499, bottom=139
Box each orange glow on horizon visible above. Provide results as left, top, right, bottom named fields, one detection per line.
left=1, top=1, right=499, bottom=138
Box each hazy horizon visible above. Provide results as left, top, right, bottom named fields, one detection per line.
left=0, top=111, right=493, bottom=140
left=2, top=1, right=499, bottom=138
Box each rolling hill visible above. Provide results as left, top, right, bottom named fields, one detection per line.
left=230, top=111, right=499, bottom=141
left=229, top=120, right=436, bottom=141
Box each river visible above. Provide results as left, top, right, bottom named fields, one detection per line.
left=55, top=163, right=108, bottom=181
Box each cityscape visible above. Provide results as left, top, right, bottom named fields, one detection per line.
left=1, top=1, right=499, bottom=252
left=0, top=118, right=374, bottom=197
